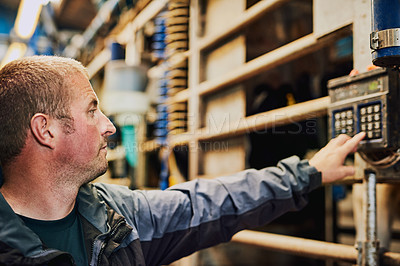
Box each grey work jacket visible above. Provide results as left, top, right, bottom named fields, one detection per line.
left=0, top=156, right=321, bottom=266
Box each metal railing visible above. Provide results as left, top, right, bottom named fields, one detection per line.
left=232, top=230, right=400, bottom=265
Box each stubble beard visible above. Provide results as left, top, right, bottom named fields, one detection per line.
left=75, top=134, right=110, bottom=186
left=80, top=153, right=109, bottom=185
left=63, top=148, right=109, bottom=188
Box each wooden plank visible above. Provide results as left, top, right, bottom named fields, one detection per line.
left=353, top=0, right=373, bottom=72
left=168, top=96, right=329, bottom=145
left=141, top=139, right=161, bottom=153
left=168, top=50, right=190, bottom=68
left=136, top=118, right=149, bottom=188
left=169, top=133, right=193, bottom=147
left=167, top=27, right=350, bottom=105
left=187, top=0, right=201, bottom=181
left=198, top=30, right=352, bottom=97
left=203, top=0, right=245, bottom=37
left=198, top=33, right=318, bottom=96
left=117, top=0, right=169, bottom=44
left=200, top=137, right=246, bottom=176
left=167, top=89, right=189, bottom=103
left=107, top=0, right=152, bottom=38
left=86, top=0, right=168, bottom=77
left=203, top=35, right=246, bottom=81
left=199, top=0, right=284, bottom=50
left=87, top=49, right=111, bottom=79
left=198, top=96, right=330, bottom=141
left=313, top=0, right=353, bottom=38
left=203, top=85, right=245, bottom=129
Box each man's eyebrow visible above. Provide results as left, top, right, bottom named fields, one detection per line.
left=89, top=98, right=98, bottom=107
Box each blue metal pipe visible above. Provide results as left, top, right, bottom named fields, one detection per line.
left=371, top=0, right=400, bottom=67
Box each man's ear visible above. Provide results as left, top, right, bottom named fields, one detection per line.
left=30, top=113, right=56, bottom=149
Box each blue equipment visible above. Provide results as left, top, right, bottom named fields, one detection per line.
left=370, top=0, right=400, bottom=67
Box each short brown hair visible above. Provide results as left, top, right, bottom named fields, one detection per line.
left=0, top=55, right=88, bottom=165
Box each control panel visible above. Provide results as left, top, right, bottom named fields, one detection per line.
left=328, top=68, right=400, bottom=151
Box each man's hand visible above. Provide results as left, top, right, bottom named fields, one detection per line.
left=309, top=132, right=366, bottom=183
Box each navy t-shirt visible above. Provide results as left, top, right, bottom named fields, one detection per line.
left=19, top=204, right=88, bottom=266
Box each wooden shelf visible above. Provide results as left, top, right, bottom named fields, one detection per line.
left=142, top=139, right=161, bottom=153
left=167, top=88, right=189, bottom=104
left=168, top=133, right=193, bottom=147
left=197, top=26, right=350, bottom=97
left=141, top=135, right=193, bottom=153
left=86, top=0, right=168, bottom=78
left=168, top=50, right=190, bottom=68
left=199, top=33, right=317, bottom=96
left=117, top=0, right=168, bottom=44
left=198, top=96, right=330, bottom=141
left=165, top=96, right=330, bottom=146
left=198, top=0, right=284, bottom=51
left=87, top=49, right=111, bottom=79
left=147, top=63, right=168, bottom=79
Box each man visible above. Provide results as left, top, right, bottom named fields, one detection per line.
left=0, top=56, right=365, bottom=266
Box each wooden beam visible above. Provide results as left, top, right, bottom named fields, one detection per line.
left=167, top=89, right=190, bottom=104
left=87, top=49, right=111, bottom=79
left=168, top=133, right=192, bottom=147
left=166, top=96, right=329, bottom=146
left=167, top=32, right=332, bottom=104
left=86, top=0, right=168, bottom=77
left=187, top=0, right=202, bottom=181
left=168, top=50, right=191, bottom=69
left=198, top=33, right=319, bottom=96
left=141, top=139, right=161, bottom=153
left=198, top=26, right=352, bottom=97
left=198, top=0, right=285, bottom=51
left=117, top=0, right=168, bottom=44
left=107, top=0, right=152, bottom=38
left=167, top=27, right=351, bottom=105
left=197, top=96, right=330, bottom=141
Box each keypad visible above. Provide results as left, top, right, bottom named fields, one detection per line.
left=359, top=103, right=382, bottom=140
left=333, top=108, right=354, bottom=136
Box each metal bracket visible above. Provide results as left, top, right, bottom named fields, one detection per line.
left=370, top=28, right=400, bottom=50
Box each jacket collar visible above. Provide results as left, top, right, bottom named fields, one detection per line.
left=0, top=183, right=108, bottom=257
left=0, top=192, right=43, bottom=257
left=77, top=183, right=108, bottom=234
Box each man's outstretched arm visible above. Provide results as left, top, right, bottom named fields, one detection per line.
left=94, top=132, right=366, bottom=265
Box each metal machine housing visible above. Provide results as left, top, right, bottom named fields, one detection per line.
left=328, top=68, right=400, bottom=152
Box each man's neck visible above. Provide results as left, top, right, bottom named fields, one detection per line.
left=0, top=163, right=79, bottom=220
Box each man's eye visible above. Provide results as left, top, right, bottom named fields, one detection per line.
left=89, top=109, right=96, bottom=115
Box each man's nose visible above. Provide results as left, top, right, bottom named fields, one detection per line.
left=100, top=112, right=116, bottom=136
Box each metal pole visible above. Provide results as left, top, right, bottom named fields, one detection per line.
left=232, top=230, right=358, bottom=263
left=232, top=230, right=400, bottom=264
left=360, top=169, right=379, bottom=266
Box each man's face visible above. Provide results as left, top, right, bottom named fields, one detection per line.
left=55, top=72, right=116, bottom=185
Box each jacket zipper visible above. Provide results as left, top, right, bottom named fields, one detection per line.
left=96, top=241, right=107, bottom=266
left=92, top=218, right=126, bottom=266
